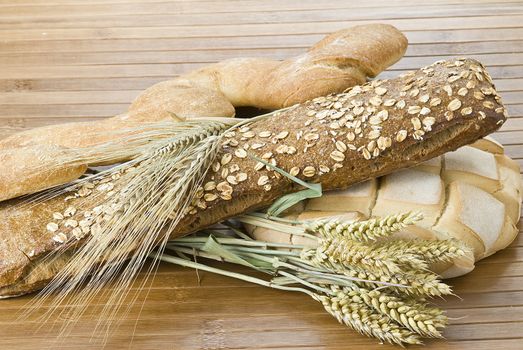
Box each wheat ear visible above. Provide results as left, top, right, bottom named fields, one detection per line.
left=22, top=119, right=238, bottom=340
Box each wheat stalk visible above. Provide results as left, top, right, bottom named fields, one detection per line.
left=162, top=211, right=467, bottom=346
left=22, top=118, right=240, bottom=339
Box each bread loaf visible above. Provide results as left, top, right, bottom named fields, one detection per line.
left=0, top=145, right=87, bottom=202
left=0, top=24, right=407, bottom=203
left=0, top=58, right=507, bottom=297
left=263, top=138, right=520, bottom=278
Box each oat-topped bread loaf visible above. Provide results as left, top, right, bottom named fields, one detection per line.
left=250, top=137, right=521, bottom=278
left=0, top=58, right=508, bottom=297
left=0, top=24, right=407, bottom=203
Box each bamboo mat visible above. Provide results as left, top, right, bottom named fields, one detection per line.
left=0, top=0, right=522, bottom=349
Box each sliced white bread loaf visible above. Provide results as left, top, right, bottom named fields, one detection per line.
left=249, top=137, right=521, bottom=278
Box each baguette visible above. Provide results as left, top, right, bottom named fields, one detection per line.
left=0, top=24, right=407, bottom=202
left=0, top=58, right=507, bottom=297
left=0, top=145, right=87, bottom=202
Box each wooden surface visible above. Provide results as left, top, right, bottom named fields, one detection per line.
left=0, top=0, right=522, bottom=349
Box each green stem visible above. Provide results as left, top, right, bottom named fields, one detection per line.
left=237, top=214, right=317, bottom=240
left=158, top=253, right=316, bottom=297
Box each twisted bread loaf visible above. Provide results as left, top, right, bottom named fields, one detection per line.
left=250, top=137, right=522, bottom=278
left=0, top=58, right=507, bottom=297
left=0, top=24, right=407, bottom=203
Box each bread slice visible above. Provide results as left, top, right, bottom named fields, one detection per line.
left=443, top=146, right=501, bottom=193
left=305, top=179, right=376, bottom=217
left=372, top=168, right=444, bottom=229
left=494, top=155, right=523, bottom=224
left=415, top=156, right=442, bottom=174
left=433, top=181, right=508, bottom=258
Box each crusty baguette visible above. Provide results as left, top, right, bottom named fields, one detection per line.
left=0, top=145, right=87, bottom=202
left=0, top=24, right=407, bottom=151
left=0, top=24, right=407, bottom=203
left=0, top=58, right=507, bottom=297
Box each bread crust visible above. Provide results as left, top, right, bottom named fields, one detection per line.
left=0, top=58, right=507, bottom=297
left=0, top=24, right=407, bottom=202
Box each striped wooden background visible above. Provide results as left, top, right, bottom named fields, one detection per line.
left=0, top=0, right=522, bottom=349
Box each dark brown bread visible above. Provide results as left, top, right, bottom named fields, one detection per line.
left=0, top=58, right=507, bottom=297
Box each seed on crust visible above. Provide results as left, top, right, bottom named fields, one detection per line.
left=474, top=91, right=485, bottom=100
left=221, top=153, right=232, bottom=165
left=330, top=150, right=345, bottom=162
left=419, top=94, right=430, bottom=103
left=353, top=106, right=364, bottom=116
left=443, top=85, right=453, bottom=96
left=257, top=175, right=269, bottom=186
left=418, top=107, right=430, bottom=116
left=369, top=115, right=382, bottom=125
left=335, top=140, right=347, bottom=153
left=413, top=129, right=425, bottom=140
left=448, top=75, right=460, bottom=83
left=64, top=219, right=78, bottom=228
left=375, top=87, right=387, bottom=96
left=53, top=212, right=64, bottom=221
left=276, top=145, right=288, bottom=154
left=64, top=206, right=76, bottom=217
left=376, top=110, right=389, bottom=120
left=303, top=166, right=316, bottom=177
left=217, top=181, right=232, bottom=193
left=409, top=88, right=420, bottom=97
left=226, top=175, right=238, bottom=185
left=47, top=222, right=59, bottom=232
left=346, top=132, right=356, bottom=141
left=204, top=193, right=218, bottom=202
left=396, top=100, right=406, bottom=109
left=304, top=133, right=319, bottom=141
left=319, top=165, right=330, bottom=173
left=422, top=117, right=436, bottom=128
left=457, top=87, right=468, bottom=96
left=289, top=167, right=300, bottom=176
left=275, top=131, right=289, bottom=139
left=212, top=162, right=220, bottom=173
left=259, top=131, right=272, bottom=138
left=429, top=97, right=441, bottom=107
left=52, top=232, right=67, bottom=244
left=243, top=131, right=255, bottom=138
left=384, top=98, right=396, bottom=107
left=367, top=140, right=376, bottom=152
left=220, top=193, right=232, bottom=201
left=263, top=184, right=272, bottom=192
left=78, top=187, right=92, bottom=197
left=407, top=105, right=421, bottom=114
left=410, top=117, right=421, bottom=130
left=262, top=152, right=273, bottom=159
left=483, top=100, right=495, bottom=109
left=254, top=162, right=265, bottom=171
left=367, top=130, right=381, bottom=140
left=445, top=111, right=454, bottom=121
left=447, top=99, right=462, bottom=112
left=369, top=96, right=382, bottom=106
left=234, top=148, right=247, bottom=158
left=204, top=181, right=216, bottom=191
left=362, top=148, right=372, bottom=160
left=461, top=107, right=473, bottom=116
left=236, top=172, right=248, bottom=182
left=396, top=130, right=407, bottom=142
